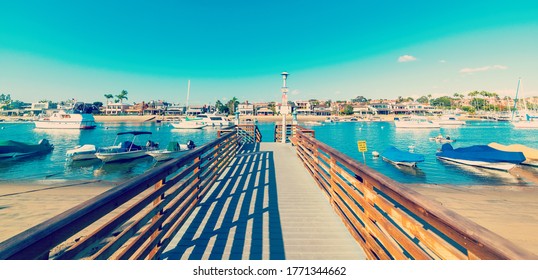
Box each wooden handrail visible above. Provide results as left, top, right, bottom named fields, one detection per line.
left=0, top=130, right=239, bottom=260
left=294, top=128, right=536, bottom=260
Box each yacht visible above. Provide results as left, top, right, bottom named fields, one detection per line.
left=170, top=117, right=207, bottom=129
left=197, top=113, right=233, bottom=126
left=34, top=110, right=96, bottom=129
left=393, top=116, right=440, bottom=129
left=435, top=115, right=465, bottom=126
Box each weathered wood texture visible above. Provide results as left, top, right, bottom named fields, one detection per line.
left=294, top=128, right=536, bottom=260
left=0, top=125, right=260, bottom=260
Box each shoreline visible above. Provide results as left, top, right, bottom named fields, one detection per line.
left=1, top=114, right=488, bottom=124
left=1, top=179, right=537, bottom=256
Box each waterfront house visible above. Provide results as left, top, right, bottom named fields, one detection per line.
left=238, top=102, right=255, bottom=115
left=105, top=102, right=130, bottom=115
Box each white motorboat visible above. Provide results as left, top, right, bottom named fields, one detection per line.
left=170, top=117, right=207, bottom=129
left=66, top=144, right=97, bottom=161
left=34, top=110, right=96, bottom=129
left=428, top=134, right=456, bottom=143
left=146, top=140, right=196, bottom=161
left=196, top=113, right=233, bottom=126
left=435, top=115, right=465, bottom=126
left=95, top=131, right=156, bottom=163
left=303, top=121, right=322, bottom=126
left=394, top=116, right=440, bottom=129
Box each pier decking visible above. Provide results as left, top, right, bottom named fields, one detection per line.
left=161, top=143, right=365, bottom=260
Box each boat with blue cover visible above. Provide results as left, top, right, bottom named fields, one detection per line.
left=436, top=143, right=526, bottom=171
left=381, top=146, right=425, bottom=167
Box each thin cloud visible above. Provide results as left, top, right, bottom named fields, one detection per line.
left=439, top=60, right=447, bottom=63
left=460, top=65, right=508, bottom=73
left=398, top=55, right=417, bottom=63
left=291, top=89, right=300, bottom=95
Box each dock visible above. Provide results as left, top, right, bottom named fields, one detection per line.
left=0, top=124, right=535, bottom=260
left=161, top=143, right=365, bottom=260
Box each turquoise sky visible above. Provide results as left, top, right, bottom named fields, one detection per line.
left=1, top=1, right=537, bottom=105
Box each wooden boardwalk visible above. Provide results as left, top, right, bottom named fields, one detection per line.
left=160, top=142, right=366, bottom=260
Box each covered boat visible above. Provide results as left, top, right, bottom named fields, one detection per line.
left=66, top=144, right=98, bottom=161
left=381, top=146, right=425, bottom=167
left=436, top=143, right=526, bottom=171
left=488, top=142, right=538, bottom=167
left=0, top=139, right=54, bottom=159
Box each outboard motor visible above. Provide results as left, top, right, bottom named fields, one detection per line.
left=186, top=140, right=196, bottom=150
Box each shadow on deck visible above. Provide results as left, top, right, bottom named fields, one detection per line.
left=161, top=143, right=285, bottom=260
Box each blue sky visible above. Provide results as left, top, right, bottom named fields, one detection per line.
left=0, top=1, right=537, bottom=105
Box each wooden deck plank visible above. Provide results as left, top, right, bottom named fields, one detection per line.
left=160, top=142, right=366, bottom=260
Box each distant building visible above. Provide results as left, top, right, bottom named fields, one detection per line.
left=294, top=100, right=312, bottom=115
left=238, top=102, right=254, bottom=115
left=256, top=107, right=274, bottom=116
left=105, top=102, right=130, bottom=115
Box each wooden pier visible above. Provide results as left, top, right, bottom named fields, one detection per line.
left=0, top=124, right=535, bottom=260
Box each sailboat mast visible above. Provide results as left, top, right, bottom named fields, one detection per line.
left=511, top=78, right=521, bottom=121
left=186, top=80, right=191, bottom=109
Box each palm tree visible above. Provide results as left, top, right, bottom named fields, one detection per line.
left=116, top=90, right=129, bottom=104
left=227, top=97, right=239, bottom=114
left=104, top=94, right=114, bottom=104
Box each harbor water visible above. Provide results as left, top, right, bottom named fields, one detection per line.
left=1, top=120, right=537, bottom=186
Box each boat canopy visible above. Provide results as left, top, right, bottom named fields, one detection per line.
left=117, top=131, right=152, bottom=136
left=382, top=146, right=425, bottom=163
left=437, top=144, right=526, bottom=164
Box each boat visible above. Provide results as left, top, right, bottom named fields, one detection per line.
left=0, top=139, right=54, bottom=159
left=95, top=131, right=156, bottom=163
left=488, top=142, right=538, bottom=167
left=510, top=78, right=538, bottom=129
left=303, top=121, right=322, bottom=126
left=436, top=143, right=526, bottom=171
left=66, top=144, right=98, bottom=161
left=435, top=115, right=465, bottom=126
left=146, top=140, right=196, bottom=161
left=34, top=107, right=96, bottom=129
left=429, top=134, right=456, bottom=143
left=196, top=113, right=233, bottom=126
left=381, top=146, right=425, bottom=167
left=394, top=116, right=440, bottom=129
left=170, top=117, right=207, bottom=129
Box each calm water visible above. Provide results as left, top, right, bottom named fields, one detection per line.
left=1, top=120, right=537, bottom=186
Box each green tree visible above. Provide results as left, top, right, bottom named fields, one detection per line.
left=341, top=104, right=354, bottom=115
left=268, top=102, right=276, bottom=114
left=116, top=90, right=128, bottom=103
left=104, top=94, right=114, bottom=104
left=416, top=96, right=429, bottom=104
left=226, top=97, right=239, bottom=114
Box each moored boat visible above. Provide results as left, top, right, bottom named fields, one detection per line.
left=436, top=143, right=526, bottom=171
left=196, top=113, right=233, bottom=126
left=0, top=139, right=54, bottom=159
left=95, top=131, right=156, bottom=163
left=170, top=117, right=207, bottom=129
left=381, top=146, right=425, bottom=167
left=146, top=140, right=196, bottom=161
left=394, top=116, right=440, bottom=129
left=34, top=110, right=96, bottom=129
left=66, top=144, right=98, bottom=161
left=488, top=142, right=538, bottom=167
left=429, top=134, right=456, bottom=143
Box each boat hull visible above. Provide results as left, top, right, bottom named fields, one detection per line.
left=437, top=156, right=516, bottom=171
left=382, top=157, right=417, bottom=167
left=146, top=150, right=185, bottom=161
left=34, top=121, right=96, bottom=129
left=96, top=150, right=149, bottom=163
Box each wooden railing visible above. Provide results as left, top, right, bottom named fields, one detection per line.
left=217, top=124, right=261, bottom=144
left=0, top=130, right=239, bottom=260
left=294, top=127, right=536, bottom=260
left=275, top=124, right=313, bottom=143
